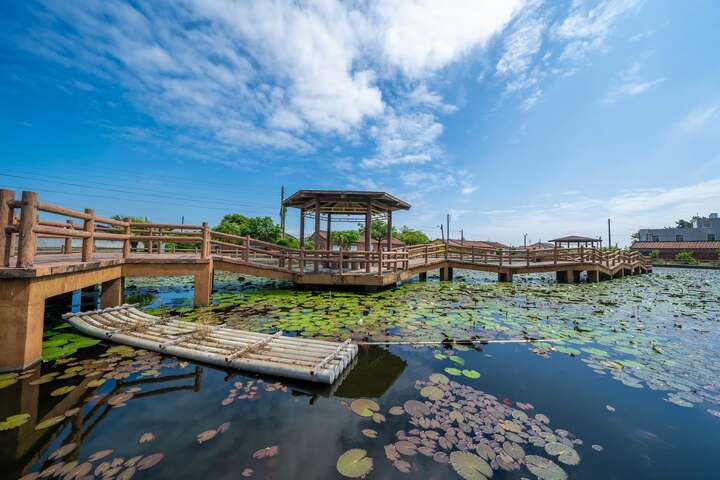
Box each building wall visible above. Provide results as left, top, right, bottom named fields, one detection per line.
left=638, top=214, right=720, bottom=242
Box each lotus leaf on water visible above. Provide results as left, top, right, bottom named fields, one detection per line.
left=50, top=385, right=76, bottom=397
left=361, top=428, right=378, bottom=438
left=139, top=433, right=155, bottom=444
left=462, top=369, right=481, bottom=379
left=88, top=450, right=114, bottom=462
left=429, top=373, right=450, bottom=384
left=420, top=385, right=444, bottom=401
left=403, top=400, right=430, bottom=417
left=136, top=453, right=164, bottom=470
left=449, top=451, right=493, bottom=480
left=526, top=455, right=567, bottom=480
left=0, top=413, right=31, bottom=431
left=34, top=415, right=66, bottom=430
left=336, top=449, right=373, bottom=478
left=351, top=398, right=380, bottom=417
left=444, top=367, right=462, bottom=376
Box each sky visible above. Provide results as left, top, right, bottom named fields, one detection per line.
left=1, top=0, right=719, bottom=246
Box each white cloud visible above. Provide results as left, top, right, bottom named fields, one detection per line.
left=603, top=61, right=663, bottom=103
left=679, top=104, right=720, bottom=133
left=375, top=0, right=525, bottom=77
left=464, top=178, right=720, bottom=246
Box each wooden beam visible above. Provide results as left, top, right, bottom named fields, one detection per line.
left=365, top=202, right=371, bottom=273
left=386, top=210, right=392, bottom=251
left=299, top=208, right=305, bottom=248
left=314, top=200, right=320, bottom=272
left=0, top=189, right=14, bottom=267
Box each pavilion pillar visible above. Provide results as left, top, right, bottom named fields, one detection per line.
left=365, top=202, right=372, bottom=273
left=314, top=200, right=320, bottom=272
left=326, top=213, right=332, bottom=269
left=299, top=209, right=305, bottom=248
left=386, top=210, right=392, bottom=251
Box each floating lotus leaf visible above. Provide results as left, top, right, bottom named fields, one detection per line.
left=361, top=428, right=378, bottom=438
left=433, top=352, right=447, bottom=360
left=558, top=448, right=581, bottom=465
left=137, top=453, right=164, bottom=470
left=420, top=385, right=444, bottom=401
left=67, top=462, right=92, bottom=479
left=535, top=413, right=550, bottom=424
left=49, top=443, right=77, bottom=460
left=403, top=400, right=430, bottom=417
left=449, top=451, right=493, bottom=480
left=336, top=449, right=373, bottom=478
left=461, top=369, right=480, bottom=379
left=591, top=444, right=604, bottom=451
left=444, top=367, right=462, bottom=376
left=117, top=466, right=136, bottom=480
left=217, top=421, right=231, bottom=434
left=253, top=445, right=279, bottom=459
left=395, top=440, right=417, bottom=456
left=545, top=442, right=571, bottom=456
left=0, top=413, right=31, bottom=431
left=372, top=413, right=386, bottom=424
left=429, top=373, right=450, bottom=384
left=50, top=385, right=76, bottom=397
left=35, top=415, right=66, bottom=430
left=448, top=355, right=465, bottom=365
left=196, top=430, right=216, bottom=444
left=29, top=374, right=58, bottom=385
left=139, top=432, right=155, bottom=444
left=351, top=398, right=380, bottom=417
left=393, top=459, right=412, bottom=472
left=525, top=455, right=567, bottom=480
left=88, top=449, right=113, bottom=462
left=389, top=406, right=405, bottom=415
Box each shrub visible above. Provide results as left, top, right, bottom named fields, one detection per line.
left=675, top=251, right=697, bottom=264
left=650, top=250, right=660, bottom=259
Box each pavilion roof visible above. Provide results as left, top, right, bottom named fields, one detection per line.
left=282, top=190, right=411, bottom=214
left=548, top=235, right=600, bottom=243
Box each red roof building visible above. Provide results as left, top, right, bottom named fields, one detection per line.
left=630, top=241, right=720, bottom=260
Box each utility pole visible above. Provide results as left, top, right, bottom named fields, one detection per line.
left=607, top=218, right=612, bottom=250
left=439, top=224, right=445, bottom=243
left=446, top=213, right=450, bottom=245
left=280, top=186, right=286, bottom=239
left=460, top=228, right=464, bottom=247
left=523, top=233, right=527, bottom=248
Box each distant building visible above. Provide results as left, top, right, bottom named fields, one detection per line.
left=637, top=213, right=720, bottom=242
left=630, top=241, right=720, bottom=261
left=520, top=241, right=555, bottom=251
left=445, top=239, right=510, bottom=249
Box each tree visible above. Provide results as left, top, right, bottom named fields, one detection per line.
left=630, top=232, right=640, bottom=241
left=398, top=226, right=429, bottom=245
left=276, top=236, right=299, bottom=248
left=675, top=251, right=696, bottom=264
left=215, top=214, right=281, bottom=243
left=675, top=219, right=693, bottom=229
left=358, top=219, right=399, bottom=250
left=111, top=215, right=147, bottom=223
left=650, top=250, right=660, bottom=259
left=331, top=230, right=360, bottom=250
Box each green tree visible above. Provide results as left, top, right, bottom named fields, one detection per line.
left=331, top=230, right=360, bottom=250
left=398, top=226, right=429, bottom=245
left=650, top=250, right=660, bottom=259
left=675, top=219, right=693, bottom=228
left=675, top=251, right=696, bottom=264
left=215, top=214, right=281, bottom=243
left=276, top=236, right=299, bottom=248
left=358, top=219, right=399, bottom=250
left=111, top=215, right=147, bottom=223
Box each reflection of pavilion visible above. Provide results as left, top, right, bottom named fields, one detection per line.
left=1, top=366, right=203, bottom=478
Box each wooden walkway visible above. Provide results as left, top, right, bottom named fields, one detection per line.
left=0, top=190, right=651, bottom=371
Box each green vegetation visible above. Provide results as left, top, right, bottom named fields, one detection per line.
left=674, top=250, right=697, bottom=264
left=331, top=230, right=360, bottom=249
left=650, top=250, right=660, bottom=259
left=398, top=226, right=429, bottom=245
left=216, top=214, right=281, bottom=243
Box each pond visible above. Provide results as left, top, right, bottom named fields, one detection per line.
left=1, top=267, right=719, bottom=479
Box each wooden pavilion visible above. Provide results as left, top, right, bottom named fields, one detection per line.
left=282, top=190, right=411, bottom=271
left=549, top=235, right=601, bottom=248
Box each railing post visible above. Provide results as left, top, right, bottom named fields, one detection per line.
left=16, top=191, right=38, bottom=268
left=123, top=223, right=131, bottom=258
left=64, top=220, right=74, bottom=254
left=0, top=189, right=14, bottom=267
left=553, top=245, right=558, bottom=265
left=580, top=246, right=584, bottom=263
left=499, top=249, right=503, bottom=267
left=81, top=208, right=95, bottom=262
left=339, top=250, right=344, bottom=274
left=244, top=235, right=250, bottom=262
left=200, top=222, right=210, bottom=259
left=424, top=244, right=429, bottom=264
left=526, top=248, right=530, bottom=267
left=471, top=246, right=475, bottom=264
left=300, top=248, right=305, bottom=271
left=377, top=245, right=383, bottom=275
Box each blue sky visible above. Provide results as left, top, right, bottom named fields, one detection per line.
left=1, top=0, right=719, bottom=246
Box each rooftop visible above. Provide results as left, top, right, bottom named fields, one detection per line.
left=282, top=190, right=411, bottom=214
left=548, top=235, right=601, bottom=243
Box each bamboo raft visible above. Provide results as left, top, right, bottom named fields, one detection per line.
left=63, top=305, right=358, bottom=384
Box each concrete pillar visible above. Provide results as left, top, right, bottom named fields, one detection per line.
left=0, top=279, right=44, bottom=371
left=572, top=270, right=581, bottom=283
left=439, top=268, right=447, bottom=281
left=566, top=270, right=575, bottom=284
left=447, top=267, right=454, bottom=281
left=419, top=272, right=427, bottom=282
left=194, top=262, right=213, bottom=307
left=101, top=277, right=124, bottom=308
left=498, top=271, right=513, bottom=282
left=587, top=270, right=599, bottom=283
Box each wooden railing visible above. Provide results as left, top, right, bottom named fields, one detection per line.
left=0, top=190, right=651, bottom=274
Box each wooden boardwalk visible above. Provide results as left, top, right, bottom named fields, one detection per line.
left=0, top=190, right=651, bottom=371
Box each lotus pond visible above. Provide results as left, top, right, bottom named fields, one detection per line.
left=1, top=267, right=719, bottom=479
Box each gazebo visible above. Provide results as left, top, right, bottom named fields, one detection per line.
left=282, top=190, right=411, bottom=271
left=548, top=235, right=602, bottom=249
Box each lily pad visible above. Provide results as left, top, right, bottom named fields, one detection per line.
left=350, top=398, right=380, bottom=417
left=526, top=455, right=567, bottom=480
left=461, top=369, right=481, bottom=379
left=420, top=385, right=444, bottom=401
left=0, top=413, right=31, bottom=431
left=444, top=367, right=462, bottom=376
left=50, top=385, right=76, bottom=397
left=34, top=415, right=66, bottom=430
left=449, top=451, right=493, bottom=480
left=336, top=449, right=373, bottom=478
